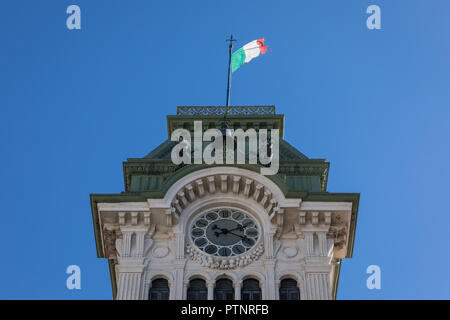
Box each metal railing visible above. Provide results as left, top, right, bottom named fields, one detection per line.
left=176, top=106, right=276, bottom=116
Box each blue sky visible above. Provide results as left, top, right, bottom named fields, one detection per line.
left=1, top=0, right=449, bottom=299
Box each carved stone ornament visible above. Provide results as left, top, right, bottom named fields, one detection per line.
left=282, top=246, right=298, bottom=258
left=186, top=243, right=264, bottom=269
left=103, top=226, right=120, bottom=260
left=152, top=246, right=169, bottom=258
left=327, top=223, right=347, bottom=249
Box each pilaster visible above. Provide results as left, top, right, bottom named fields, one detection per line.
left=116, top=262, right=146, bottom=300
left=264, top=259, right=276, bottom=299
left=114, top=211, right=154, bottom=300
left=234, top=281, right=242, bottom=300
left=207, top=280, right=214, bottom=300
left=174, top=259, right=187, bottom=300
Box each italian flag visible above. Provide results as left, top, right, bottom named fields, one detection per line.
left=231, top=38, right=269, bottom=72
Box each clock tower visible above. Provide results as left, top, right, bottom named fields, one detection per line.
left=90, top=106, right=359, bottom=300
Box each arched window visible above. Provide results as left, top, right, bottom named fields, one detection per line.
left=214, top=279, right=234, bottom=300
left=149, top=278, right=170, bottom=300
left=279, top=278, right=300, bottom=300
left=241, top=278, right=261, bottom=300
left=187, top=278, right=207, bottom=300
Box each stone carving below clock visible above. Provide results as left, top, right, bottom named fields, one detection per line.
left=282, top=246, right=298, bottom=258
left=186, top=243, right=264, bottom=269
left=152, top=246, right=169, bottom=258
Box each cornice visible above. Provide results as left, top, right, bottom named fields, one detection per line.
left=122, top=161, right=330, bottom=193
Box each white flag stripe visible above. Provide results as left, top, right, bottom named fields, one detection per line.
left=243, top=40, right=261, bottom=63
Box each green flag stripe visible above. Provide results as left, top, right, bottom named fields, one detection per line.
left=231, top=47, right=246, bottom=73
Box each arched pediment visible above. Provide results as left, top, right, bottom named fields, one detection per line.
left=164, top=167, right=294, bottom=221
left=160, top=164, right=288, bottom=198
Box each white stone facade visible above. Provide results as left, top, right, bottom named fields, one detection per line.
left=96, top=167, right=355, bottom=300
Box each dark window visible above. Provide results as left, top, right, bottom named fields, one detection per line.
left=241, top=279, right=261, bottom=300
left=187, top=279, right=207, bottom=300
left=149, top=278, right=169, bottom=300
left=214, top=279, right=234, bottom=300
left=279, top=278, right=300, bottom=300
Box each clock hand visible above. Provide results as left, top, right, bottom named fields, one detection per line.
left=212, top=224, right=253, bottom=237
left=228, top=222, right=253, bottom=232
left=212, top=224, right=230, bottom=237
left=227, top=230, right=250, bottom=241
left=212, top=224, right=221, bottom=236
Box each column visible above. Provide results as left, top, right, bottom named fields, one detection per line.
left=264, top=233, right=274, bottom=258
left=261, top=282, right=266, bottom=300
left=264, top=259, right=276, bottom=299
left=135, top=232, right=145, bottom=257
left=183, top=280, right=189, bottom=300
left=116, top=265, right=145, bottom=300
left=114, top=211, right=154, bottom=300
left=318, top=232, right=329, bottom=257
left=174, top=262, right=185, bottom=300
left=274, top=280, right=280, bottom=300
left=122, top=232, right=132, bottom=257
left=144, top=280, right=150, bottom=300
left=207, top=281, right=214, bottom=300
left=304, top=232, right=314, bottom=257
left=175, top=232, right=185, bottom=259
left=299, top=281, right=305, bottom=301
left=305, top=272, right=332, bottom=300
left=234, top=281, right=241, bottom=300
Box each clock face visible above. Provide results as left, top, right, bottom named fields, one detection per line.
left=190, top=208, right=260, bottom=257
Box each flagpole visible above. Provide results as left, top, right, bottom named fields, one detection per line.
left=222, top=35, right=236, bottom=135
left=226, top=36, right=233, bottom=107
left=225, top=34, right=236, bottom=108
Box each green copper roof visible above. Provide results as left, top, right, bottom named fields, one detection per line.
left=143, top=138, right=308, bottom=160
left=126, top=106, right=324, bottom=194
